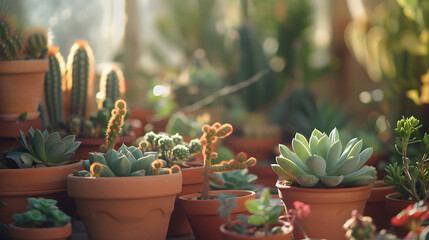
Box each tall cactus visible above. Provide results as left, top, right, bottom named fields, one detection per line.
left=99, top=65, right=125, bottom=106
left=44, top=47, right=65, bottom=130
left=25, top=29, right=48, bottom=59
left=0, top=17, right=23, bottom=60
left=65, top=40, right=94, bottom=122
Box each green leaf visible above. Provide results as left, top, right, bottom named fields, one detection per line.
left=352, top=147, right=373, bottom=172
left=309, top=135, right=319, bottom=155
left=347, top=139, right=363, bottom=159
left=295, top=133, right=310, bottom=151
left=68, top=142, right=81, bottom=154
left=110, top=155, right=131, bottom=176
left=306, top=155, right=326, bottom=177
left=6, top=151, right=24, bottom=168
left=292, top=139, right=311, bottom=163
left=271, top=164, right=296, bottom=183
left=311, top=129, right=323, bottom=139
left=336, top=155, right=360, bottom=175
left=329, top=128, right=339, bottom=144
left=276, top=157, right=307, bottom=177
left=19, top=130, right=30, bottom=151
left=45, top=132, right=61, bottom=153
left=47, top=152, right=74, bottom=165
left=46, top=142, right=66, bottom=163
left=277, top=146, right=308, bottom=171
left=99, top=164, right=116, bottom=177
left=33, top=130, right=47, bottom=162
left=295, top=174, right=319, bottom=187
left=326, top=140, right=342, bottom=171
left=317, top=135, right=330, bottom=159
left=62, top=135, right=76, bottom=150
left=321, top=176, right=343, bottom=187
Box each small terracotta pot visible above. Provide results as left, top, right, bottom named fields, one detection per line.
left=0, top=161, right=83, bottom=224
left=225, top=136, right=281, bottom=160
left=220, top=219, right=293, bottom=240
left=385, top=193, right=429, bottom=237
left=73, top=134, right=136, bottom=161
left=0, top=118, right=43, bottom=151
left=167, top=166, right=204, bottom=236
left=179, top=190, right=256, bottom=240
left=8, top=222, right=72, bottom=240
left=363, top=180, right=396, bottom=230
left=0, top=59, right=49, bottom=119
left=68, top=172, right=182, bottom=240
left=276, top=181, right=371, bottom=240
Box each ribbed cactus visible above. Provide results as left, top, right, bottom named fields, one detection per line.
left=99, top=65, right=125, bottom=105
left=199, top=123, right=257, bottom=199
left=105, top=99, right=127, bottom=150
left=74, top=144, right=180, bottom=177
left=44, top=47, right=65, bottom=130
left=25, top=29, right=47, bottom=59
left=65, top=40, right=94, bottom=122
left=0, top=17, right=23, bottom=60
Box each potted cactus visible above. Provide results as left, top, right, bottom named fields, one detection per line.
left=0, top=15, right=48, bottom=121
left=0, top=128, right=81, bottom=224
left=8, top=198, right=72, bottom=240
left=272, top=128, right=376, bottom=240
left=68, top=99, right=182, bottom=240
left=135, top=131, right=203, bottom=236
left=178, top=122, right=257, bottom=240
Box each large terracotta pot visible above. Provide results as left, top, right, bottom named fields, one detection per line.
left=0, top=161, right=83, bottom=224
left=0, top=118, right=42, bottom=151
left=220, top=219, right=292, bottom=240
left=276, top=180, right=372, bottom=240
left=385, top=193, right=429, bottom=237
left=0, top=59, right=49, bottom=119
left=73, top=134, right=136, bottom=160
left=67, top=172, right=182, bottom=240
left=225, top=135, right=281, bottom=160
left=363, top=180, right=396, bottom=230
left=8, top=222, right=72, bottom=240
left=167, top=166, right=204, bottom=236
left=179, top=190, right=256, bottom=240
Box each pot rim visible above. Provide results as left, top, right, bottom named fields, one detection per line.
left=385, top=192, right=420, bottom=204
left=178, top=189, right=256, bottom=202
left=219, top=219, right=293, bottom=238
left=276, top=180, right=372, bottom=193
left=0, top=59, right=49, bottom=73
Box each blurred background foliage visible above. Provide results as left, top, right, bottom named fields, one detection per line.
left=6, top=0, right=429, bottom=153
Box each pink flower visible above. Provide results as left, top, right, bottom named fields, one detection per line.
left=293, top=201, right=310, bottom=219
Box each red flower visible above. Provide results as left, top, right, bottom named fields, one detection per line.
left=391, top=201, right=429, bottom=227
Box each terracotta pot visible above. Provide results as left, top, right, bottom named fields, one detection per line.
left=276, top=181, right=371, bottom=240
left=178, top=190, right=256, bottom=240
left=220, top=219, right=292, bottom=240
left=0, top=161, right=83, bottom=224
left=0, top=59, right=49, bottom=119
left=167, top=166, right=204, bottom=236
left=68, top=172, right=182, bottom=240
left=0, top=118, right=42, bottom=151
left=225, top=136, right=281, bottom=160
left=363, top=180, right=396, bottom=230
left=385, top=193, right=429, bottom=237
left=73, top=134, right=136, bottom=160
left=8, top=222, right=72, bottom=240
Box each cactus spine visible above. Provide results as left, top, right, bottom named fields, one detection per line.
left=99, top=65, right=125, bottom=106
left=199, top=123, right=256, bottom=199
left=44, top=47, right=65, bottom=130
left=65, top=40, right=94, bottom=122
left=105, top=99, right=127, bottom=150
left=0, top=17, right=23, bottom=60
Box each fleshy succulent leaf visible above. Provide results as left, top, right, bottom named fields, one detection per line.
left=295, top=133, right=310, bottom=151
left=309, top=135, right=319, bottom=155
left=336, top=155, right=360, bottom=175
left=321, top=175, right=343, bottom=187
left=295, top=174, right=319, bottom=187
left=110, top=155, right=131, bottom=176
left=292, top=138, right=311, bottom=163
left=317, top=135, right=330, bottom=159
left=306, top=155, right=326, bottom=177
left=271, top=164, right=296, bottom=183
left=276, top=157, right=307, bottom=177
left=329, top=128, right=339, bottom=144
left=326, top=140, right=342, bottom=171
left=33, top=130, right=47, bottom=162
left=311, top=129, right=323, bottom=139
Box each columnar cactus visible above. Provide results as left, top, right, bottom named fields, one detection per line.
left=25, top=29, right=48, bottom=59
left=271, top=128, right=376, bottom=188
left=74, top=144, right=180, bottom=177
left=65, top=40, right=94, bottom=121
left=105, top=99, right=127, bottom=150
left=99, top=65, right=125, bottom=105
left=199, top=123, right=256, bottom=199
left=44, top=47, right=65, bottom=130
left=0, top=17, right=23, bottom=60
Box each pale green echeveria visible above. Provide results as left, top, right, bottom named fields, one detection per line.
left=271, top=128, right=376, bottom=188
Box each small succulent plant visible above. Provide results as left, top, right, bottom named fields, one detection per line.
left=2, top=128, right=80, bottom=168
left=137, top=132, right=202, bottom=167
left=74, top=144, right=180, bottom=177
left=13, top=198, right=70, bottom=228
left=210, top=169, right=258, bottom=191
left=272, top=128, right=376, bottom=188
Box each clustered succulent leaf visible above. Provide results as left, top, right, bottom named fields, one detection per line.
left=13, top=198, right=70, bottom=228
left=272, top=128, right=376, bottom=187
left=384, top=116, right=429, bottom=202
left=74, top=144, right=180, bottom=177
left=137, top=132, right=202, bottom=167
left=3, top=128, right=80, bottom=168
left=210, top=169, right=258, bottom=191
left=199, top=123, right=257, bottom=199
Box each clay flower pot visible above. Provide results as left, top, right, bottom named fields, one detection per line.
left=8, top=222, right=72, bottom=240
left=0, top=118, right=42, bottom=151
left=167, top=166, right=204, bottom=236
left=225, top=136, right=281, bottom=160
left=0, top=161, right=83, bottom=224
left=363, top=180, right=396, bottom=230
left=0, top=59, right=49, bottom=120
left=73, top=134, right=136, bottom=160
left=385, top=193, right=429, bottom=238
left=220, top=219, right=293, bottom=240
left=179, top=190, right=256, bottom=240
left=67, top=172, right=182, bottom=240
left=276, top=180, right=372, bottom=240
